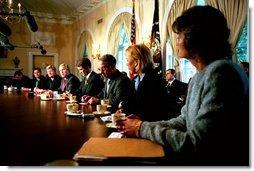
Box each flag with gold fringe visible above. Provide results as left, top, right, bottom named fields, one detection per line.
left=150, top=0, right=162, bottom=74
left=130, top=0, right=136, bottom=45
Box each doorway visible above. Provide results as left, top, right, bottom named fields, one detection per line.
left=28, top=52, right=58, bottom=78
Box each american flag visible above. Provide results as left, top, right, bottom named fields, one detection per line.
left=151, top=0, right=160, bottom=46
left=151, top=0, right=162, bottom=74
left=130, top=0, right=136, bottom=45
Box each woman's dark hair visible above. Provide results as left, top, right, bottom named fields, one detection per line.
left=172, top=5, right=232, bottom=63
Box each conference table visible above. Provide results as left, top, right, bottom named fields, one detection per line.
left=0, top=89, right=110, bottom=166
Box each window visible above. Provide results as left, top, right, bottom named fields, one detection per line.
left=82, top=43, right=88, bottom=58
left=116, top=24, right=129, bottom=73
left=165, top=39, right=173, bottom=69
left=180, top=58, right=196, bottom=83
left=197, top=0, right=205, bottom=6
left=236, top=22, right=248, bottom=62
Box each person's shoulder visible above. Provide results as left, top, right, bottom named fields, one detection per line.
left=40, top=75, right=47, bottom=80
left=206, top=59, right=244, bottom=75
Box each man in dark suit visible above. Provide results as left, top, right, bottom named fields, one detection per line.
left=12, top=70, right=31, bottom=90
left=58, top=63, right=80, bottom=95
left=85, top=54, right=135, bottom=113
left=76, top=58, right=104, bottom=102
left=165, top=69, right=187, bottom=116
left=32, top=67, right=47, bottom=93
left=45, top=65, right=62, bottom=91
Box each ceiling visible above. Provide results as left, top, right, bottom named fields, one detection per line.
left=19, top=0, right=106, bottom=22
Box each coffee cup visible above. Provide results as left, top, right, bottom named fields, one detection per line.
left=111, top=113, right=126, bottom=126
left=8, top=86, right=14, bottom=92
left=53, top=91, right=58, bottom=98
left=69, top=95, right=77, bottom=102
left=96, top=104, right=107, bottom=114
left=66, top=103, right=79, bottom=113
left=101, top=99, right=109, bottom=106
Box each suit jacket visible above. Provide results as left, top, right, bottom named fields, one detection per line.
left=46, top=74, right=62, bottom=91
left=59, top=73, right=80, bottom=94
left=165, top=79, right=188, bottom=116
left=98, top=70, right=135, bottom=113
left=76, top=71, right=104, bottom=101
left=133, top=70, right=168, bottom=121
left=12, top=75, right=31, bottom=89
left=31, top=75, right=48, bottom=90
left=165, top=79, right=187, bottom=102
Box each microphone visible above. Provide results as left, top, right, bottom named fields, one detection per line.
left=0, top=32, right=14, bottom=50
left=0, top=20, right=11, bottom=36
left=24, top=10, right=38, bottom=32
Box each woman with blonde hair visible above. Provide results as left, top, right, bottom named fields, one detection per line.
left=125, top=44, right=167, bottom=121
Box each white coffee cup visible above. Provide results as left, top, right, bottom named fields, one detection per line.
left=69, top=95, right=76, bottom=102
left=96, top=104, right=107, bottom=114
left=111, top=113, right=126, bottom=126
left=101, top=99, right=109, bottom=106
left=8, top=86, right=14, bottom=91
left=53, top=91, right=58, bottom=98
left=66, top=103, right=79, bottom=113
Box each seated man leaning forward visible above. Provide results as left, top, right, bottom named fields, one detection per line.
left=83, top=54, right=135, bottom=113
left=75, top=57, right=104, bottom=102
left=117, top=6, right=249, bottom=165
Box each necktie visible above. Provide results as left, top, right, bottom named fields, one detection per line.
left=61, top=79, right=67, bottom=91
left=105, top=79, right=111, bottom=98
left=35, top=79, right=39, bottom=87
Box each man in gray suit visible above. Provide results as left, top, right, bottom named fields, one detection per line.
left=84, top=54, right=135, bottom=113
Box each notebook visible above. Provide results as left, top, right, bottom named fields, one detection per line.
left=73, top=137, right=165, bottom=160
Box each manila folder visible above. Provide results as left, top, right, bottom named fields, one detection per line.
left=74, top=137, right=164, bottom=160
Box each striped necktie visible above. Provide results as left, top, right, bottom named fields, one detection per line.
left=61, top=79, right=67, bottom=91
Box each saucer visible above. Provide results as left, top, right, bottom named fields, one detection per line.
left=79, top=102, right=88, bottom=105
left=105, top=123, right=117, bottom=128
left=41, top=98, right=53, bottom=101
left=92, top=111, right=111, bottom=116
left=65, top=111, right=83, bottom=116
left=53, top=97, right=65, bottom=101
left=66, top=100, right=78, bottom=103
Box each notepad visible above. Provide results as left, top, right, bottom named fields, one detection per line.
left=73, top=137, right=165, bottom=160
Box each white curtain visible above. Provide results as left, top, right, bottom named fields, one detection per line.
left=205, top=0, right=248, bottom=62
left=108, top=13, right=132, bottom=58
left=166, top=0, right=196, bottom=73
left=77, top=31, right=93, bottom=59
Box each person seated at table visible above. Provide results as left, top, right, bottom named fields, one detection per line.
left=117, top=6, right=249, bottom=165
left=58, top=63, right=80, bottom=96
left=11, top=70, right=31, bottom=90
left=75, top=58, right=104, bottom=102
left=164, top=69, right=187, bottom=117
left=45, top=65, right=62, bottom=91
left=84, top=54, right=135, bottom=113
left=125, top=44, right=168, bottom=121
left=31, top=67, right=47, bottom=94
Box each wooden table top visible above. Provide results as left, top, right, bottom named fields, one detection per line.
left=0, top=90, right=110, bottom=165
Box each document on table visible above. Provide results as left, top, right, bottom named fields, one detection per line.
left=73, top=137, right=165, bottom=160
